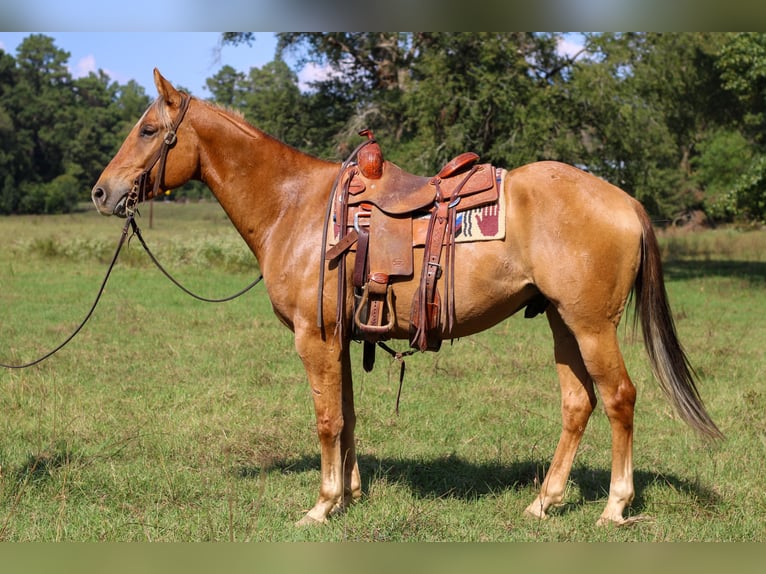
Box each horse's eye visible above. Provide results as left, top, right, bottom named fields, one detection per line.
left=140, top=125, right=157, bottom=138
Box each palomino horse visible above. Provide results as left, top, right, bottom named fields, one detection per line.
left=92, top=69, right=722, bottom=526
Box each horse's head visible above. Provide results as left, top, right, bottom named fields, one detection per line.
left=92, top=69, right=199, bottom=217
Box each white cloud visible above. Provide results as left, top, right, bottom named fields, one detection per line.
left=297, top=62, right=336, bottom=91
left=557, top=34, right=586, bottom=59
left=68, top=54, right=132, bottom=85
left=71, top=54, right=97, bottom=78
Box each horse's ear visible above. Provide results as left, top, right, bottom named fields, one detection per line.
left=153, top=68, right=182, bottom=107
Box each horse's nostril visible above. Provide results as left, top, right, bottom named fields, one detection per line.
left=93, top=187, right=105, bottom=200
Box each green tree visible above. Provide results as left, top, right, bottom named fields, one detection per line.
left=240, top=59, right=303, bottom=145
left=0, top=35, right=152, bottom=214
left=0, top=35, right=76, bottom=213
left=206, top=65, right=246, bottom=108
left=556, top=33, right=732, bottom=219
left=269, top=32, right=571, bottom=170
left=394, top=32, right=565, bottom=173
left=220, top=32, right=766, bottom=222
left=711, top=33, right=766, bottom=221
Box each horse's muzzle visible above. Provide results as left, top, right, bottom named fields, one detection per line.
left=91, top=185, right=128, bottom=217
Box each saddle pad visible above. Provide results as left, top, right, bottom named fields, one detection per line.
left=415, top=167, right=506, bottom=244
left=329, top=167, right=506, bottom=249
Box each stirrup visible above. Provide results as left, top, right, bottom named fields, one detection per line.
left=354, top=283, right=394, bottom=335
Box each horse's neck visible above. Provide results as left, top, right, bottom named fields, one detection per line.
left=194, top=107, right=337, bottom=261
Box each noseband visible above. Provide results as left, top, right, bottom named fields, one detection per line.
left=126, top=93, right=191, bottom=216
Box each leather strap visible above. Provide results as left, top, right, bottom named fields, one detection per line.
left=410, top=166, right=478, bottom=351
left=127, top=93, right=191, bottom=215
left=325, top=229, right=358, bottom=261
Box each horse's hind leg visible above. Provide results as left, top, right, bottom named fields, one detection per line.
left=525, top=307, right=597, bottom=519
left=571, top=323, right=637, bottom=525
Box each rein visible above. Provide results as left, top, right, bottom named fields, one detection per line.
left=1, top=216, right=133, bottom=369
left=2, top=94, right=262, bottom=369
left=128, top=218, right=262, bottom=303
left=1, top=215, right=262, bottom=369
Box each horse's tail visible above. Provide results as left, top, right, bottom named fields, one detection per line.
left=632, top=204, right=724, bottom=440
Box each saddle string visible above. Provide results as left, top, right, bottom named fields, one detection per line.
left=317, top=137, right=381, bottom=334
left=376, top=341, right=416, bottom=415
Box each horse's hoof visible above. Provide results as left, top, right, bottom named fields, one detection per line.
left=523, top=500, right=548, bottom=520
left=295, top=514, right=326, bottom=527
left=596, top=514, right=653, bottom=527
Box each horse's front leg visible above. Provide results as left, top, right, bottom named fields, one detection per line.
left=341, top=346, right=362, bottom=506
left=294, top=330, right=359, bottom=525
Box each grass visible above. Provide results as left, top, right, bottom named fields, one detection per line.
left=1, top=202, right=765, bottom=541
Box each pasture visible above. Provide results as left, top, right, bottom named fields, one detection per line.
left=0, top=201, right=765, bottom=541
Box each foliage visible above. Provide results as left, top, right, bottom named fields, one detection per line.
left=394, top=33, right=563, bottom=172
left=4, top=32, right=766, bottom=222
left=692, top=129, right=753, bottom=219
left=263, top=32, right=766, bottom=222
left=0, top=34, right=150, bottom=214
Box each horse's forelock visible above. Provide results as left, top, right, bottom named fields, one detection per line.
left=154, top=96, right=173, bottom=131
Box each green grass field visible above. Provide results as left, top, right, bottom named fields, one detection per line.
left=1, top=202, right=765, bottom=541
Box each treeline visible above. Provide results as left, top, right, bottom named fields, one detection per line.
left=0, top=34, right=151, bottom=214
left=3, top=33, right=766, bottom=224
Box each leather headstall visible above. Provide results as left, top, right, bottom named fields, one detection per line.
left=126, top=93, right=191, bottom=216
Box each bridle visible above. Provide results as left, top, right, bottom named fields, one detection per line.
left=125, top=93, right=192, bottom=217
left=2, top=90, right=262, bottom=369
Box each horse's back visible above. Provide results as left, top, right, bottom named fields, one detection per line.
left=506, top=161, right=641, bottom=221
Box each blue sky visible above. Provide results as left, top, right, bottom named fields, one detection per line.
left=0, top=32, right=586, bottom=98
left=0, top=32, right=280, bottom=97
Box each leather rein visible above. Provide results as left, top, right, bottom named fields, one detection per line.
left=1, top=93, right=262, bottom=369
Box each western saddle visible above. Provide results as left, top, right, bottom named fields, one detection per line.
left=322, top=129, right=501, bottom=369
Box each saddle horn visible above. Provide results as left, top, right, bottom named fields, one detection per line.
left=357, top=128, right=383, bottom=179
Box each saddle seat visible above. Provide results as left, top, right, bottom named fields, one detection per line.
left=345, top=152, right=494, bottom=215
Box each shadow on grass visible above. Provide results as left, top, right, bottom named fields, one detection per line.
left=238, top=452, right=721, bottom=516
left=663, top=259, right=766, bottom=285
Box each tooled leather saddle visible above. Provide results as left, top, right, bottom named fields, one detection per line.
left=322, top=129, right=501, bottom=369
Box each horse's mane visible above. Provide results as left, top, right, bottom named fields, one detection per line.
left=154, top=94, right=262, bottom=140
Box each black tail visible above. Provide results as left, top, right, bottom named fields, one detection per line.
left=633, top=205, right=724, bottom=440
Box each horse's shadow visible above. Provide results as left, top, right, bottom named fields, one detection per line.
left=238, top=453, right=720, bottom=516
left=663, top=259, right=766, bottom=285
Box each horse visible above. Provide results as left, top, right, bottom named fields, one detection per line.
left=91, top=69, right=722, bottom=526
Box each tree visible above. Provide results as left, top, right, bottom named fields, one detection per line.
left=240, top=59, right=303, bottom=145
left=267, top=32, right=573, bottom=171
left=394, top=32, right=565, bottom=173
left=221, top=32, right=766, bottom=222
left=0, top=34, right=152, bottom=214
left=206, top=65, right=246, bottom=108
left=552, top=33, right=738, bottom=220
left=711, top=33, right=766, bottom=222
left=0, top=34, right=75, bottom=213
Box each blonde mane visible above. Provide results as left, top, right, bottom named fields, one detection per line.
left=155, top=95, right=262, bottom=140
